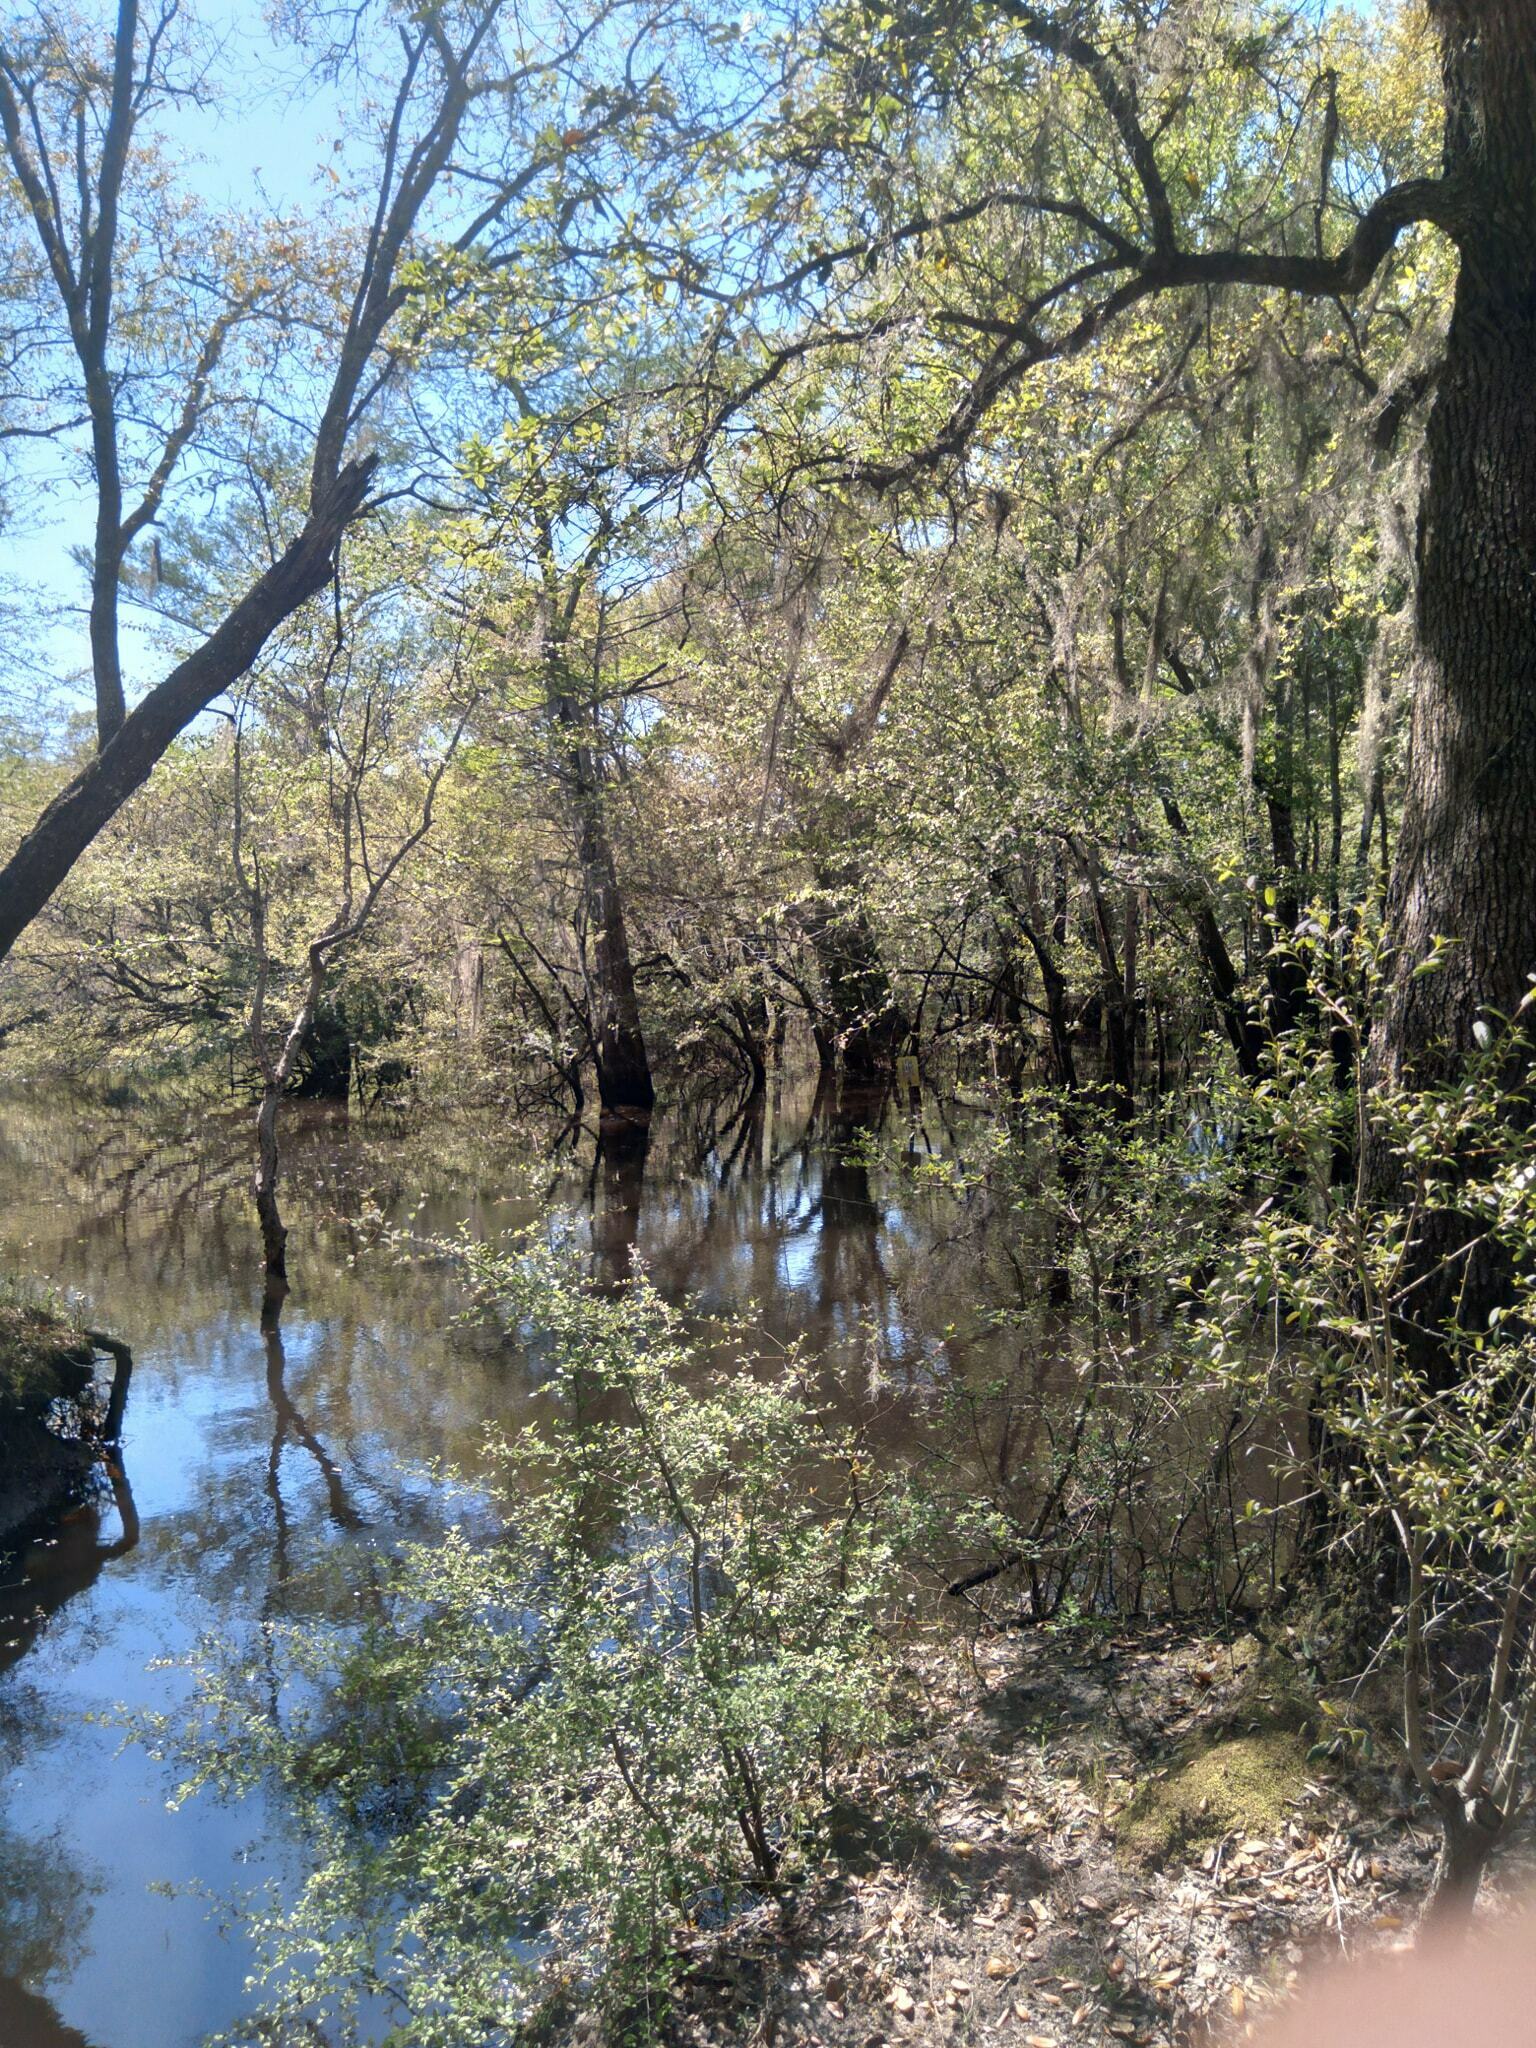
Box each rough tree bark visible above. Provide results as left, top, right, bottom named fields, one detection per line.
left=1358, top=5, right=1536, bottom=1332
left=1375, top=7, right=1536, bottom=1091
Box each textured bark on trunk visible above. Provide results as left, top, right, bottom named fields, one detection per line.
left=1419, top=1796, right=1500, bottom=1938
left=1365, top=9, right=1536, bottom=1328
left=1376, top=12, right=1536, bottom=1095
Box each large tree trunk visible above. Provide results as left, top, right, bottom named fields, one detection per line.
left=1377, top=11, right=1536, bottom=1089
left=1369, top=11, right=1536, bottom=1318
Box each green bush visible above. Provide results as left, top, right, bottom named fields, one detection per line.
left=155, top=1238, right=900, bottom=2045
left=1199, top=919, right=1536, bottom=1928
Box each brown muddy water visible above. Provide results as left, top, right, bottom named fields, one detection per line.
left=0, top=1080, right=993, bottom=2048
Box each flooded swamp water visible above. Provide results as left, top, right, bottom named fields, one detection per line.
left=0, top=1079, right=1012, bottom=2048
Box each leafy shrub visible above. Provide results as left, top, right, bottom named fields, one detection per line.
left=1199, top=919, right=1536, bottom=1927
left=155, top=1238, right=900, bottom=2045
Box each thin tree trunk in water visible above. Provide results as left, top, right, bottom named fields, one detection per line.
left=1262, top=784, right=1308, bottom=1037
left=1071, top=840, right=1136, bottom=1118
left=725, top=991, right=770, bottom=1092
left=793, top=630, right=917, bottom=1082
left=255, top=1083, right=287, bottom=1281
left=1160, top=793, right=1266, bottom=1080
left=1369, top=8, right=1536, bottom=1324
left=1011, top=899, right=1079, bottom=1305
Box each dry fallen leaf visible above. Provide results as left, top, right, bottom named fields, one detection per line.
left=985, top=1956, right=1014, bottom=1980
left=1230, top=1985, right=1247, bottom=2020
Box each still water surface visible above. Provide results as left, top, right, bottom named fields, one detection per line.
left=0, top=1081, right=978, bottom=2048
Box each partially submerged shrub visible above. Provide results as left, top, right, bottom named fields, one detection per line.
left=154, top=1238, right=900, bottom=2045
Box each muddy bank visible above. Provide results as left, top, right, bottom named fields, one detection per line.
left=669, top=1623, right=1528, bottom=2048
left=0, top=1306, right=116, bottom=1545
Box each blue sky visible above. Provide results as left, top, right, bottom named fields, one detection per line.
left=3, top=3, right=349, bottom=728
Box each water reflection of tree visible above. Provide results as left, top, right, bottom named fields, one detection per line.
left=588, top=1124, right=649, bottom=1288
left=0, top=1349, right=132, bottom=2048
left=0, top=1734, right=108, bottom=2048
left=260, top=1301, right=366, bottom=1603
left=800, top=1075, right=896, bottom=1345
left=0, top=1822, right=104, bottom=2045
left=0, top=1973, right=98, bottom=2048
left=0, top=1463, right=139, bottom=1683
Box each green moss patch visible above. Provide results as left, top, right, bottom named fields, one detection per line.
left=1116, top=1728, right=1310, bottom=1867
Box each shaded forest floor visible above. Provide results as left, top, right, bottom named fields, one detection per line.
left=667, top=1620, right=1534, bottom=2048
